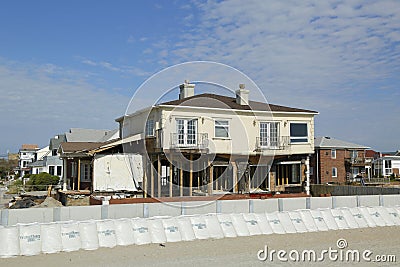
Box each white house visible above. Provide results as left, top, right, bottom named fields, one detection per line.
left=17, top=144, right=39, bottom=176
left=117, top=81, right=318, bottom=197
left=373, top=155, right=400, bottom=178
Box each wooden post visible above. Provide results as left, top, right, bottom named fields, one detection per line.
left=143, top=156, right=147, bottom=198
left=77, top=159, right=81, bottom=191
left=208, top=161, right=213, bottom=195
left=157, top=154, right=161, bottom=198
left=150, top=156, right=154, bottom=197
left=169, top=160, right=173, bottom=197
left=232, top=162, right=238, bottom=193
left=189, top=154, right=193, bottom=197
left=180, top=167, right=183, bottom=197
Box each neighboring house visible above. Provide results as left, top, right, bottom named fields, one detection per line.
left=373, top=155, right=400, bottom=178
left=311, top=137, right=370, bottom=184
left=117, top=81, right=318, bottom=198
left=17, top=144, right=39, bottom=176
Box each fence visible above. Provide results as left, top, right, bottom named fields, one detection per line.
left=311, top=184, right=400, bottom=196
left=1, top=195, right=400, bottom=226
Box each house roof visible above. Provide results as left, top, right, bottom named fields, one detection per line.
left=20, top=144, right=39, bottom=151
left=59, top=142, right=107, bottom=153
left=314, top=136, right=370, bottom=149
left=158, top=93, right=318, bottom=114
left=49, top=134, right=67, bottom=150
left=66, top=128, right=116, bottom=142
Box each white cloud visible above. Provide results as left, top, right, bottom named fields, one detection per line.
left=149, top=0, right=400, bottom=150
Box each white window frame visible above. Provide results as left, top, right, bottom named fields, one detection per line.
left=289, top=122, right=308, bottom=144
left=259, top=121, right=280, bottom=148
left=331, top=149, right=336, bottom=159
left=145, top=119, right=155, bottom=137
left=332, top=167, right=337, bottom=178
left=214, top=119, right=230, bottom=138
left=176, top=118, right=198, bottom=146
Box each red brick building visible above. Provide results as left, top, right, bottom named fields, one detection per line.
left=310, top=137, right=369, bottom=184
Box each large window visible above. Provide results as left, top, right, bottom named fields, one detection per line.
left=49, top=166, right=55, bottom=175
left=290, top=123, right=308, bottom=143
left=145, top=119, right=155, bottom=136
left=176, top=119, right=197, bottom=146
left=260, top=122, right=279, bottom=147
left=81, top=163, right=92, bottom=182
left=215, top=120, right=229, bottom=138
left=384, top=160, right=392, bottom=176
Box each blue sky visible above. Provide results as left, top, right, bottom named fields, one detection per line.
left=0, top=0, right=399, bottom=155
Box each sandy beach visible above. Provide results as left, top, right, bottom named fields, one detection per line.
left=2, top=226, right=399, bottom=267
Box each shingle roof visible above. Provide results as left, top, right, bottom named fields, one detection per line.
left=59, top=142, right=106, bottom=153
left=66, top=128, right=115, bottom=142
left=159, top=93, right=318, bottom=113
left=314, top=136, right=370, bottom=149
left=49, top=134, right=67, bottom=150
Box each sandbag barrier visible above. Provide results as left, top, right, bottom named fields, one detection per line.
left=1, top=206, right=400, bottom=258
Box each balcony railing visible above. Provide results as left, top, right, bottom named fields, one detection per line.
left=256, top=136, right=290, bottom=150
left=170, top=133, right=209, bottom=149
left=345, top=157, right=366, bottom=165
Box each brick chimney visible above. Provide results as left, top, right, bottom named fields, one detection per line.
left=235, top=84, right=249, bottom=105
left=179, top=80, right=195, bottom=100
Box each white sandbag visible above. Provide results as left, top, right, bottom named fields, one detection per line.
left=320, top=209, right=339, bottom=230
left=148, top=217, right=167, bottom=244
left=349, top=207, right=369, bottom=228
left=19, top=223, right=41, bottom=256
left=266, top=212, right=286, bottom=234
left=114, top=218, right=135, bottom=246
left=309, top=209, right=329, bottom=232
left=254, top=213, right=273, bottom=235
left=298, top=209, right=318, bottom=232
left=330, top=209, right=350, bottom=229
left=358, top=207, right=377, bottom=227
left=40, top=223, right=62, bottom=253
left=242, top=213, right=262, bottom=236
left=385, top=207, right=400, bottom=226
left=131, top=218, right=151, bottom=245
left=162, top=218, right=182, bottom=242
left=60, top=221, right=81, bottom=252
left=338, top=208, right=359, bottom=229
left=373, top=207, right=395, bottom=226
left=277, top=212, right=297, bottom=233
left=0, top=226, right=20, bottom=258
left=217, top=214, right=237, bottom=238
left=176, top=216, right=196, bottom=241
left=230, top=213, right=250, bottom=237
left=366, top=207, right=386, bottom=227
left=288, top=211, right=308, bottom=233
left=203, top=214, right=224, bottom=239
left=190, top=216, right=210, bottom=240
left=79, top=220, right=99, bottom=250
left=97, top=220, right=117, bottom=248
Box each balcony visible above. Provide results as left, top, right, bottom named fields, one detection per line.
left=170, top=133, right=208, bottom=150
left=345, top=157, right=367, bottom=166
left=256, top=136, right=290, bottom=150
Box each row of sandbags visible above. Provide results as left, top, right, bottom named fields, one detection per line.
left=1, top=206, right=400, bottom=258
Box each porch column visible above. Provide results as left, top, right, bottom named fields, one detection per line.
left=169, top=160, right=173, bottom=197
left=143, top=156, right=147, bottom=198
left=62, top=158, right=67, bottom=191
left=179, top=167, right=183, bottom=197
left=157, top=154, right=161, bottom=198
left=208, top=160, right=213, bottom=195
left=232, top=162, right=238, bottom=193
left=77, top=158, right=81, bottom=191
left=305, top=155, right=310, bottom=195
left=189, top=154, right=193, bottom=197
left=150, top=156, right=154, bottom=197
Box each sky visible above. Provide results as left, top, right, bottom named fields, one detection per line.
left=0, top=0, right=399, bottom=155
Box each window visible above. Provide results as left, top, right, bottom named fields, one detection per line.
left=145, top=119, right=155, bottom=136
left=260, top=122, right=279, bottom=147
left=290, top=123, right=308, bottom=143
left=350, top=150, right=358, bottom=159
left=332, top=167, right=337, bottom=177
left=176, top=118, right=197, bottom=146
left=49, top=166, right=55, bottom=175
left=56, top=166, right=62, bottom=176
left=331, top=149, right=336, bottom=159
left=215, top=120, right=229, bottom=138
left=384, top=160, right=392, bottom=176
left=81, top=163, right=92, bottom=182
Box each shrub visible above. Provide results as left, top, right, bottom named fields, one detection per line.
left=26, top=172, right=60, bottom=191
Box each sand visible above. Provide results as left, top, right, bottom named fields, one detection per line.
left=2, top=226, right=399, bottom=267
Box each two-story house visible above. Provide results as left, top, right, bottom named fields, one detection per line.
left=310, top=136, right=370, bottom=184
left=17, top=144, right=39, bottom=177
left=117, top=81, right=318, bottom=198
